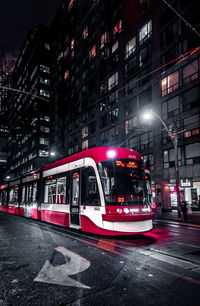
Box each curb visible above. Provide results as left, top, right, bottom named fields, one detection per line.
left=154, top=218, right=200, bottom=229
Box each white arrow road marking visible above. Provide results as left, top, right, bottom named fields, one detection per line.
left=34, top=246, right=91, bottom=289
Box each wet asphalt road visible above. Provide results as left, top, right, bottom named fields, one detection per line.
left=0, top=212, right=200, bottom=306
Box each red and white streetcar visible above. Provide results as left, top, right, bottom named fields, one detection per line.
left=0, top=147, right=154, bottom=235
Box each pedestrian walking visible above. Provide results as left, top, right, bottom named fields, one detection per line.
left=198, top=195, right=200, bottom=209
left=181, top=201, right=188, bottom=220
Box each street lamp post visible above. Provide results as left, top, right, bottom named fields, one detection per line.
left=143, top=109, right=180, bottom=211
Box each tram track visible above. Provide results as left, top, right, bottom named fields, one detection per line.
left=8, top=213, right=200, bottom=269
left=2, top=212, right=200, bottom=288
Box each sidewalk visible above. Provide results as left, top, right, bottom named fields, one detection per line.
left=154, top=208, right=200, bottom=226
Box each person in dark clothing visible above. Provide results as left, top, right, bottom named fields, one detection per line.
left=198, top=195, right=200, bottom=209
left=181, top=201, right=188, bottom=220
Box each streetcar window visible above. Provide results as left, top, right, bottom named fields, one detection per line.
left=27, top=184, right=33, bottom=203
left=82, top=167, right=100, bottom=206
left=33, top=182, right=37, bottom=203
left=44, top=177, right=67, bottom=204
left=22, top=186, right=26, bottom=203
left=98, top=159, right=149, bottom=206
left=57, top=177, right=66, bottom=204
left=66, top=173, right=70, bottom=204
left=44, top=179, right=56, bottom=204
left=9, top=187, right=18, bottom=203
left=0, top=190, right=7, bottom=206
left=72, top=172, right=79, bottom=206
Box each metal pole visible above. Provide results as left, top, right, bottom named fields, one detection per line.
left=174, top=132, right=180, bottom=214
left=150, top=110, right=180, bottom=210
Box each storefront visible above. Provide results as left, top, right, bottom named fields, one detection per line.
left=169, top=178, right=200, bottom=210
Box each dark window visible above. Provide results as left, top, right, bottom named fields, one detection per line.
left=82, top=167, right=100, bottom=206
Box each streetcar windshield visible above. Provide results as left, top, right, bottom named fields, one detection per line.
left=98, top=159, right=149, bottom=206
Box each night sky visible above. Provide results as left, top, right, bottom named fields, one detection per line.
left=0, top=0, right=63, bottom=54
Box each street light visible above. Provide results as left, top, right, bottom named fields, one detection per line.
left=143, top=109, right=180, bottom=211
left=50, top=151, right=65, bottom=160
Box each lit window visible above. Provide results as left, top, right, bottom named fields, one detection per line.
left=125, top=37, right=136, bottom=59
left=139, top=20, right=152, bottom=44
left=101, top=31, right=109, bottom=48
left=40, top=126, right=49, bottom=133
left=40, top=89, right=50, bottom=98
left=89, top=45, right=96, bottom=59
left=184, top=131, right=191, bottom=138
left=64, top=70, right=70, bottom=80
left=44, top=43, right=50, bottom=50
left=113, top=20, right=122, bottom=39
left=108, top=72, right=118, bottom=90
left=125, top=117, right=137, bottom=134
left=40, top=65, right=50, bottom=74
left=68, top=0, right=74, bottom=11
left=161, top=72, right=179, bottom=96
left=192, top=128, right=199, bottom=135
left=82, top=140, right=88, bottom=150
left=183, top=59, right=198, bottom=84
left=39, top=150, right=49, bottom=157
left=112, top=41, right=118, bottom=53
left=39, top=138, right=49, bottom=145
left=71, top=38, right=74, bottom=50
left=40, top=78, right=50, bottom=85
left=82, top=26, right=88, bottom=39
left=82, top=127, right=88, bottom=139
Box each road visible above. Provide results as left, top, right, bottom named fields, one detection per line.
left=0, top=212, right=200, bottom=306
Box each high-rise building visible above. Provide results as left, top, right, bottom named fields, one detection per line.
left=0, top=51, right=16, bottom=182
left=50, top=0, right=200, bottom=210
left=7, top=25, right=51, bottom=178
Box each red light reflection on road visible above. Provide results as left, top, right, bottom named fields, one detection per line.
left=143, top=227, right=170, bottom=242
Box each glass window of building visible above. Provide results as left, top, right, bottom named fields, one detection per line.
left=140, top=131, right=153, bottom=150
left=40, top=89, right=50, bottom=97
left=68, top=0, right=74, bottom=11
left=161, top=71, right=179, bottom=96
left=82, top=126, right=88, bottom=139
left=40, top=65, right=50, bottom=74
left=82, top=140, right=88, bottom=150
left=71, top=38, right=75, bottom=49
left=89, top=45, right=96, bottom=59
left=112, top=41, right=118, bottom=53
left=44, top=43, right=50, bottom=50
left=125, top=116, right=137, bottom=134
left=183, top=59, right=198, bottom=84
left=82, top=26, right=88, bottom=39
left=39, top=150, right=49, bottom=157
left=40, top=78, right=50, bottom=85
left=108, top=72, right=118, bottom=90
left=113, top=20, right=122, bottom=39
left=101, top=31, right=109, bottom=48
left=64, top=70, right=70, bottom=80
left=139, top=20, right=152, bottom=44
left=125, top=36, right=136, bottom=59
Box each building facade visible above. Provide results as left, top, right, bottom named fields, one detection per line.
left=0, top=51, right=16, bottom=181
left=50, top=0, right=200, bottom=210
left=7, top=25, right=51, bottom=178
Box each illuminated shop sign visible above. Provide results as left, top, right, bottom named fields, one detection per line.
left=180, top=179, right=193, bottom=187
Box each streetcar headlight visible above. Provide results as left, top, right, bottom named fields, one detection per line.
left=142, top=207, right=150, bottom=212
left=107, top=150, right=116, bottom=158
left=123, top=208, right=129, bottom=214
left=130, top=208, right=139, bottom=213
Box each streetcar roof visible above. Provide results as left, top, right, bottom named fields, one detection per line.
left=43, top=147, right=142, bottom=171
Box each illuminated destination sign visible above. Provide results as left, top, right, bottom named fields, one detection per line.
left=116, top=160, right=138, bottom=168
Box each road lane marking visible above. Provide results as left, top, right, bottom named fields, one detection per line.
left=34, top=246, right=91, bottom=289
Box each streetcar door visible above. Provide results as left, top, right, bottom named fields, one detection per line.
left=70, top=171, right=81, bottom=228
